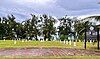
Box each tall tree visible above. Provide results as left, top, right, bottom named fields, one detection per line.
left=7, top=15, right=16, bottom=40
left=58, top=17, right=71, bottom=41
left=42, top=14, right=56, bottom=41
left=30, top=14, right=40, bottom=41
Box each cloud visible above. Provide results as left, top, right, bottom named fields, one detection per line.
left=0, top=0, right=100, bottom=22
left=57, top=0, right=100, bottom=10
left=14, top=0, right=57, bottom=5
left=66, top=8, right=100, bottom=16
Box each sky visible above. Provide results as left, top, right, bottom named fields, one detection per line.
left=0, top=0, right=100, bottom=22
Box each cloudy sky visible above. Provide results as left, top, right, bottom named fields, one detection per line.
left=0, top=0, right=100, bottom=22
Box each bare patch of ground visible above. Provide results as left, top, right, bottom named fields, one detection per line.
left=0, top=48, right=100, bottom=57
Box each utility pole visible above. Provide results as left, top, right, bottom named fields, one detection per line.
left=84, top=27, right=87, bottom=49
left=97, top=28, right=99, bottom=50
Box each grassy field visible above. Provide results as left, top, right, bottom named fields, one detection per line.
left=0, top=40, right=100, bottom=59
left=0, top=40, right=99, bottom=50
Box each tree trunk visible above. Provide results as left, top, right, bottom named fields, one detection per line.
left=48, top=35, right=51, bottom=41
left=44, top=34, right=46, bottom=41
left=35, top=35, right=38, bottom=41
left=84, top=28, right=87, bottom=49
left=97, top=28, right=99, bottom=50
left=48, top=31, right=51, bottom=41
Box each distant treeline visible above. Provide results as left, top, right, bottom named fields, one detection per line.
left=0, top=14, right=100, bottom=41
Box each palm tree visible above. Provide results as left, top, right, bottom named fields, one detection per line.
left=74, top=20, right=92, bottom=41
left=81, top=16, right=100, bottom=49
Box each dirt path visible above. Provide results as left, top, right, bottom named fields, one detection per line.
left=0, top=48, right=100, bottom=57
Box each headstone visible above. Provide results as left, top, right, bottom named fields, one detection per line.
left=4, top=39, right=5, bottom=41
left=14, top=41, right=16, bottom=44
left=66, top=40, right=68, bottom=44
left=69, top=40, right=72, bottom=45
left=46, top=39, right=48, bottom=41
left=29, top=40, right=31, bottom=41
left=25, top=40, right=28, bottom=42
left=64, top=40, right=66, bottom=44
left=3, top=37, right=6, bottom=41
left=74, top=42, right=76, bottom=46
left=79, top=40, right=81, bottom=42
left=17, top=39, right=19, bottom=41
left=22, top=40, right=24, bottom=42
left=19, top=38, right=21, bottom=40
left=43, top=39, right=44, bottom=42
left=40, top=40, right=43, bottom=42
left=90, top=40, right=92, bottom=44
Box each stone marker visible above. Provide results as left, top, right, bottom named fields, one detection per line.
left=74, top=42, right=76, bottom=46
left=64, top=40, right=66, bottom=44
left=25, top=40, right=28, bottom=42
left=29, top=40, right=31, bottom=41
left=46, top=39, right=48, bottom=41
left=66, top=41, right=68, bottom=44
left=22, top=40, right=24, bottom=42
left=4, top=39, right=5, bottom=41
left=90, top=40, right=92, bottom=44
left=69, top=40, right=72, bottom=45
left=14, top=41, right=16, bottom=44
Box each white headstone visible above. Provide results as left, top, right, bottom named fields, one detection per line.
left=64, top=40, right=66, bottom=44
left=25, top=40, right=28, bottom=42
left=29, top=40, right=31, bottom=41
left=14, top=41, right=16, bottom=44
left=4, top=39, right=5, bottom=41
left=46, top=39, right=48, bottom=41
left=22, top=40, right=24, bottom=42
left=43, top=39, right=44, bottom=42
left=69, top=40, right=72, bottom=45
left=66, top=40, right=68, bottom=44
left=79, top=40, right=81, bottom=42
left=74, top=42, right=76, bottom=46
left=40, top=40, right=43, bottom=42
left=90, top=40, right=92, bottom=44
left=40, top=40, right=42, bottom=42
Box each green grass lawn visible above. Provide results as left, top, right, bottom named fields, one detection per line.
left=0, top=40, right=100, bottom=59
left=0, top=40, right=99, bottom=50
left=0, top=40, right=67, bottom=48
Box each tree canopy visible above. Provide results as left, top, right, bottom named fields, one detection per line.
left=0, top=14, right=100, bottom=41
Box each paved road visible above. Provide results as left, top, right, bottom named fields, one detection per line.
left=0, top=48, right=100, bottom=57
